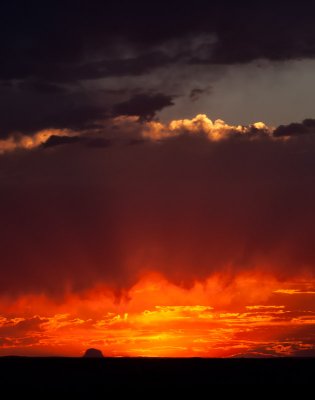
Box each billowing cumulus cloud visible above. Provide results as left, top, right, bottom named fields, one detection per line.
left=0, top=114, right=272, bottom=153
left=143, top=114, right=271, bottom=140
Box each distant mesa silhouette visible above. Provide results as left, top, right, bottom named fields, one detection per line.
left=83, top=348, right=104, bottom=358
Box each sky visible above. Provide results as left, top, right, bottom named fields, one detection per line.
left=1, top=0, right=315, bottom=357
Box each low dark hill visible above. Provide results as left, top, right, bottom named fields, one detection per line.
left=82, top=348, right=104, bottom=358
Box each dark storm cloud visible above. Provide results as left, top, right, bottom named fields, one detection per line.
left=0, top=94, right=107, bottom=136
left=2, top=1, right=315, bottom=82
left=42, top=135, right=113, bottom=149
left=42, top=135, right=83, bottom=148
left=1, top=1, right=315, bottom=136
left=99, top=52, right=174, bottom=79
left=0, top=1, right=194, bottom=83
left=1, top=121, right=315, bottom=298
left=189, top=86, right=212, bottom=102
left=273, top=119, right=315, bottom=137
left=18, top=79, right=68, bottom=94
left=112, top=93, right=175, bottom=121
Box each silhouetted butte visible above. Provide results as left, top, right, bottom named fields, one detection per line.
left=83, top=348, right=104, bottom=358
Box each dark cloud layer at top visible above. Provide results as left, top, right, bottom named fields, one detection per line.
left=1, top=1, right=315, bottom=137
left=2, top=1, right=315, bottom=82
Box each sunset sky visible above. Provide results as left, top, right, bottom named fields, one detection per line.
left=1, top=1, right=315, bottom=357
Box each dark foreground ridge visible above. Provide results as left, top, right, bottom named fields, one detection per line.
left=0, top=357, right=314, bottom=392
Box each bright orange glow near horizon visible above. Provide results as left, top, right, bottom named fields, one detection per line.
left=1, top=272, right=314, bottom=358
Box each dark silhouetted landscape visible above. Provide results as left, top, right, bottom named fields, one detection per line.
left=0, top=357, right=314, bottom=392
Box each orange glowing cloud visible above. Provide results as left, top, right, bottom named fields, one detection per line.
left=0, top=114, right=274, bottom=154
left=0, top=128, right=76, bottom=153
left=143, top=114, right=272, bottom=140
left=0, top=274, right=314, bottom=357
